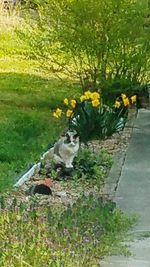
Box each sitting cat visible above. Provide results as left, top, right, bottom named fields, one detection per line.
left=41, top=130, right=79, bottom=168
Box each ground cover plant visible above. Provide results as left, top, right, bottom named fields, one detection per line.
left=0, top=195, right=136, bottom=267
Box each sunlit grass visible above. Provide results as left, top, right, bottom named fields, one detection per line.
left=0, top=12, right=80, bottom=192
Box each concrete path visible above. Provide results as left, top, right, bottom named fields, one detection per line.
left=101, top=109, right=150, bottom=267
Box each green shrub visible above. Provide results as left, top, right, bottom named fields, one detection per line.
left=19, top=0, right=150, bottom=93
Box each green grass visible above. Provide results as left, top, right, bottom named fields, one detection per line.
left=0, top=14, right=80, bottom=192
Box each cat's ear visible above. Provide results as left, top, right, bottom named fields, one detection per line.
left=61, top=128, right=69, bottom=137
left=74, top=133, right=79, bottom=139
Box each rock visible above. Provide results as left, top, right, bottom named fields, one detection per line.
left=55, top=191, right=67, bottom=197
left=28, top=184, right=52, bottom=195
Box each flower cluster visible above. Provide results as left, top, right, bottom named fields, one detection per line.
left=114, top=94, right=137, bottom=109
left=52, top=90, right=137, bottom=143
left=53, top=108, right=62, bottom=118
left=53, top=98, right=77, bottom=119
left=53, top=91, right=137, bottom=120
left=53, top=91, right=101, bottom=119
left=80, top=91, right=101, bottom=107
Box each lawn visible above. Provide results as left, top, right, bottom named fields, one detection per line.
left=0, top=13, right=80, bottom=192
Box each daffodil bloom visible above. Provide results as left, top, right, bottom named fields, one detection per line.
left=64, top=98, right=69, bottom=106
left=53, top=108, right=62, bottom=118
left=91, top=92, right=100, bottom=100
left=114, top=100, right=121, bottom=108
left=123, top=97, right=130, bottom=107
left=91, top=99, right=100, bottom=107
left=53, top=112, right=59, bottom=118
left=121, top=94, right=127, bottom=100
left=56, top=108, right=62, bottom=116
left=130, top=95, right=137, bottom=104
left=80, top=95, right=87, bottom=102
left=66, top=109, right=73, bottom=118
left=70, top=99, right=76, bottom=109
left=84, top=90, right=92, bottom=99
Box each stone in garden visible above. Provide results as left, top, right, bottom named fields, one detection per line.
left=56, top=191, right=67, bottom=197
left=28, top=184, right=52, bottom=195
left=40, top=178, right=54, bottom=187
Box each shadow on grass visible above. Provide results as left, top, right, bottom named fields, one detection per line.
left=0, top=72, right=80, bottom=110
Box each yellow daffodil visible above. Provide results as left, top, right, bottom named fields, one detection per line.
left=53, top=108, right=62, bottom=118
left=64, top=98, right=69, bottom=106
left=84, top=90, right=92, bottom=99
left=56, top=108, right=62, bottom=116
left=91, top=92, right=100, bottom=100
left=70, top=99, right=76, bottom=109
left=123, top=97, right=130, bottom=107
left=80, top=95, right=87, bottom=102
left=91, top=99, right=100, bottom=107
left=121, top=94, right=127, bottom=100
left=130, top=95, right=137, bottom=104
left=53, top=112, right=59, bottom=118
left=66, top=109, right=73, bottom=118
left=114, top=100, right=121, bottom=108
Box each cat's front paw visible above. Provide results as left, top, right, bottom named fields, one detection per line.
left=65, top=163, right=73, bottom=168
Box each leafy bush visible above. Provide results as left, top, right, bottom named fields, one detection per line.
left=0, top=195, right=136, bottom=267
left=53, top=90, right=136, bottom=143
left=20, top=0, right=150, bottom=93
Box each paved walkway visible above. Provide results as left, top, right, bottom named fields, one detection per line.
left=101, top=109, right=150, bottom=267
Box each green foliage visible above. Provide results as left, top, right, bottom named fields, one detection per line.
left=73, top=148, right=112, bottom=183
left=20, top=0, right=150, bottom=92
left=0, top=195, right=136, bottom=267
left=70, top=101, right=128, bottom=143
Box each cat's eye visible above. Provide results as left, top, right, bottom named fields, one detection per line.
left=66, top=133, right=70, bottom=140
left=64, top=133, right=70, bottom=143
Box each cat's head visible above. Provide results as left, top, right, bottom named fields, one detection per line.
left=62, top=129, right=79, bottom=147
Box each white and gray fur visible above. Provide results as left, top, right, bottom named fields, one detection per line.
left=42, top=130, right=79, bottom=168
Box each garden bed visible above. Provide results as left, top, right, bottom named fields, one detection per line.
left=0, top=108, right=137, bottom=212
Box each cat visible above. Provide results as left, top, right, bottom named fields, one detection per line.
left=41, top=129, right=79, bottom=169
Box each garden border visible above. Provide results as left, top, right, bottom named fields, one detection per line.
left=14, top=150, right=50, bottom=187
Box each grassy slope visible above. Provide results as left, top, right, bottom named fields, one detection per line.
left=0, top=13, right=80, bottom=192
